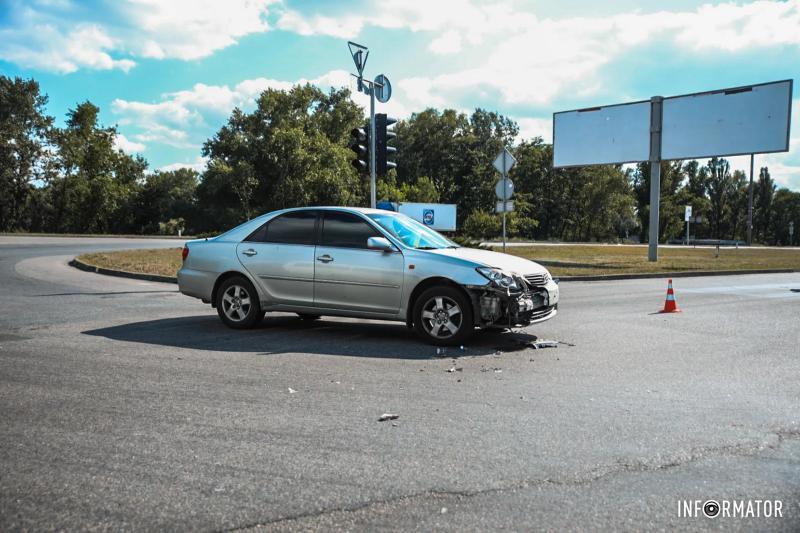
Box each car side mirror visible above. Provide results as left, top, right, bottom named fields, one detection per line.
left=367, top=236, right=396, bottom=252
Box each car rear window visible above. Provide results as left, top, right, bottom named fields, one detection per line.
left=246, top=211, right=317, bottom=245
left=320, top=211, right=380, bottom=249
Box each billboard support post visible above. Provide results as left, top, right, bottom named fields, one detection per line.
left=648, top=96, right=664, bottom=262
left=747, top=154, right=755, bottom=246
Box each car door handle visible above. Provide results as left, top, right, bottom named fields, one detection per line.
left=241, top=249, right=257, bottom=257
left=316, top=254, right=333, bottom=263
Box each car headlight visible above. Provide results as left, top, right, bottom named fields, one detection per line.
left=476, top=267, right=519, bottom=290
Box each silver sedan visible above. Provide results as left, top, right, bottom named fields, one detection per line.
left=178, top=207, right=559, bottom=345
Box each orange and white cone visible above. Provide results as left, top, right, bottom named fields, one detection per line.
left=659, top=278, right=681, bottom=313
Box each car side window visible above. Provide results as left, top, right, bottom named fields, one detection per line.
left=245, top=211, right=317, bottom=245
left=321, top=211, right=380, bottom=249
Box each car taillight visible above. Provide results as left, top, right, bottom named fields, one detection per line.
left=182, top=246, right=189, bottom=262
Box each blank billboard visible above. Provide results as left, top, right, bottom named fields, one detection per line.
left=553, top=101, right=650, bottom=168
left=661, top=80, right=792, bottom=161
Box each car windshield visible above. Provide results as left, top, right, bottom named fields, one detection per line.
left=368, top=212, right=457, bottom=250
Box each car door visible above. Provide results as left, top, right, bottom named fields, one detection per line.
left=236, top=210, right=318, bottom=306
left=314, top=211, right=404, bottom=314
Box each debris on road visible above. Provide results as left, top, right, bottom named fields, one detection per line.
left=446, top=367, right=463, bottom=373
left=288, top=388, right=297, bottom=394
left=378, top=413, right=399, bottom=422
left=530, top=340, right=558, bottom=349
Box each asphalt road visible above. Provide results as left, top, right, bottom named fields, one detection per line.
left=1, top=236, right=799, bottom=532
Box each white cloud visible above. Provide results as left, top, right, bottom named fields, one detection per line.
left=674, top=1, right=800, bottom=52
left=114, top=133, right=146, bottom=153
left=429, top=30, right=463, bottom=55
left=277, top=0, right=525, bottom=42
left=0, top=23, right=135, bottom=74
left=517, top=117, right=552, bottom=143
left=0, top=0, right=276, bottom=72
left=119, top=0, right=275, bottom=61
left=159, top=156, right=209, bottom=173
left=111, top=69, right=379, bottom=151
left=280, top=1, right=800, bottom=109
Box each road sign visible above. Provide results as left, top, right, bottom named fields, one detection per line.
left=397, top=203, right=456, bottom=231
left=495, top=179, right=514, bottom=201
left=493, top=148, right=517, bottom=175
left=496, top=200, right=514, bottom=213
left=685, top=205, right=692, bottom=222
left=348, top=41, right=368, bottom=77
left=374, top=74, right=391, bottom=103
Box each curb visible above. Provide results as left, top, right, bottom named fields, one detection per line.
left=557, top=268, right=798, bottom=282
left=69, top=256, right=797, bottom=285
left=69, top=258, right=178, bottom=284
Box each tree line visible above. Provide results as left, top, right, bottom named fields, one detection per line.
left=1, top=75, right=798, bottom=244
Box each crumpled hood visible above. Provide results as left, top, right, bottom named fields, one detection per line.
left=426, top=247, right=547, bottom=276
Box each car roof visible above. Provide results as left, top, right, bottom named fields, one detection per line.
left=273, top=206, right=394, bottom=216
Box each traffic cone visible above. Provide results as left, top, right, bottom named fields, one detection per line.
left=659, top=278, right=681, bottom=313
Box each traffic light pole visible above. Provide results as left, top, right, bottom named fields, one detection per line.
left=369, top=86, right=377, bottom=209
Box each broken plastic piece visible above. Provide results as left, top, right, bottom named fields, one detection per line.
left=530, top=340, right=558, bottom=349
left=379, top=413, right=399, bottom=422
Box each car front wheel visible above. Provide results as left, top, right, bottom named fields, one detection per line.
left=216, top=276, right=262, bottom=329
left=413, top=285, right=474, bottom=346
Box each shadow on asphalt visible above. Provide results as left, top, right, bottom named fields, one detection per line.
left=83, top=314, right=539, bottom=359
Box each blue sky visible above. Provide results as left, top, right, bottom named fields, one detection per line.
left=1, top=0, right=798, bottom=188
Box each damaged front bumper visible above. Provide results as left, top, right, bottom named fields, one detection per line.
left=466, top=276, right=559, bottom=329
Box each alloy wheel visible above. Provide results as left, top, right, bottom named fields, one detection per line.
left=221, top=284, right=251, bottom=322
left=421, top=296, right=463, bottom=339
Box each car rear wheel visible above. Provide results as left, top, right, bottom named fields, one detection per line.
left=216, top=276, right=262, bottom=329
left=413, top=285, right=474, bottom=346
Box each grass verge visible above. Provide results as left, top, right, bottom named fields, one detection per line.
left=78, top=245, right=800, bottom=280
left=494, top=245, right=800, bottom=277
left=77, top=248, right=183, bottom=278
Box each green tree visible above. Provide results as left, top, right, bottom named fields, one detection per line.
left=769, top=188, right=800, bottom=245
left=463, top=210, right=501, bottom=239
left=393, top=108, right=518, bottom=228
left=631, top=161, right=685, bottom=242
left=754, top=166, right=776, bottom=243
left=50, top=101, right=145, bottom=233
left=0, top=76, right=54, bottom=231
left=377, top=174, right=439, bottom=203
left=200, top=84, right=365, bottom=230
left=132, top=168, right=198, bottom=234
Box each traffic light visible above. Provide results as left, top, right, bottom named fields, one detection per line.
left=349, top=126, right=369, bottom=174
left=376, top=113, right=397, bottom=176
